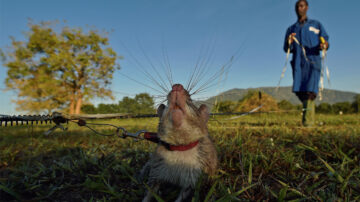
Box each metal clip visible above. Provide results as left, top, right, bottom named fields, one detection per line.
left=44, top=124, right=67, bottom=135
left=120, top=129, right=146, bottom=141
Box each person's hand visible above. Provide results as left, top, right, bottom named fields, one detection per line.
left=320, top=41, right=329, bottom=50
left=288, top=33, right=296, bottom=44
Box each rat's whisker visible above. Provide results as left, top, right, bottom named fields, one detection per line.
left=191, top=43, right=245, bottom=96
left=119, top=72, right=165, bottom=95
left=153, top=95, right=167, bottom=99
left=191, top=63, right=229, bottom=96
left=191, top=39, right=217, bottom=90
left=162, top=41, right=174, bottom=87
left=154, top=98, right=168, bottom=108
left=188, top=36, right=217, bottom=93
left=137, top=39, right=170, bottom=92
left=186, top=42, right=206, bottom=91
left=119, top=40, right=168, bottom=93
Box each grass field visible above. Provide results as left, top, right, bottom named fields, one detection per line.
left=0, top=113, right=359, bottom=201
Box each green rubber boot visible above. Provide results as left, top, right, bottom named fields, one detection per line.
left=302, top=100, right=315, bottom=127
left=310, top=100, right=315, bottom=126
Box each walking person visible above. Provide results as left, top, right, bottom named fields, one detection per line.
left=284, top=0, right=329, bottom=126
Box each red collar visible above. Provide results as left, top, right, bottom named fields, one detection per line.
left=144, top=132, right=199, bottom=151
left=167, top=140, right=199, bottom=151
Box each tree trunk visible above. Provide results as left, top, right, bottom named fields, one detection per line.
left=69, top=95, right=75, bottom=114
left=75, top=95, right=82, bottom=114
left=75, top=72, right=85, bottom=114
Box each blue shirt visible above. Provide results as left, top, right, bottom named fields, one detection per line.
left=284, top=19, right=329, bottom=93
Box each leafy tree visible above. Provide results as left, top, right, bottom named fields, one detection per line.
left=277, top=100, right=295, bottom=110
left=118, top=93, right=155, bottom=114
left=352, top=94, right=360, bottom=113
left=332, top=102, right=354, bottom=114
left=133, top=93, right=155, bottom=114
left=2, top=21, right=120, bottom=114
left=80, top=93, right=155, bottom=114
left=97, top=103, right=119, bottom=114
left=316, top=103, right=333, bottom=114
left=118, top=97, right=138, bottom=113
left=212, top=100, right=236, bottom=113
left=81, top=104, right=97, bottom=114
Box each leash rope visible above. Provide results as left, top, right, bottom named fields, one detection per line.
left=0, top=103, right=265, bottom=141
left=0, top=106, right=301, bottom=150
left=319, top=37, right=331, bottom=101
left=226, top=104, right=263, bottom=120
left=276, top=37, right=292, bottom=91
left=0, top=113, right=202, bottom=151
left=0, top=103, right=265, bottom=128
left=277, top=35, right=311, bottom=91
left=292, top=37, right=311, bottom=62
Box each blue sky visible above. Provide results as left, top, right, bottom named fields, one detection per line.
left=1, top=0, right=359, bottom=114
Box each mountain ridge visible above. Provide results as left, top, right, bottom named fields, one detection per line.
left=199, top=86, right=359, bottom=108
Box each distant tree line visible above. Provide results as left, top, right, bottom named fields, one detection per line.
left=81, top=93, right=156, bottom=114
left=214, top=92, right=360, bottom=114
left=82, top=92, right=359, bottom=115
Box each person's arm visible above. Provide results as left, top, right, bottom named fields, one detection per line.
left=319, top=22, right=329, bottom=50
left=284, top=28, right=295, bottom=53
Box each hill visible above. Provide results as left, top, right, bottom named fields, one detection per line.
left=199, top=86, right=358, bottom=109
left=234, top=91, right=278, bottom=112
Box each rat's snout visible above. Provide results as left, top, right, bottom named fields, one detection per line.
left=169, top=84, right=186, bottom=107
left=168, top=84, right=187, bottom=128
left=171, top=84, right=184, bottom=92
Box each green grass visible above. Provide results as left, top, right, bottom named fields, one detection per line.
left=0, top=113, right=359, bottom=201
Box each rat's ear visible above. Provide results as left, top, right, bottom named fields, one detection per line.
left=157, top=104, right=166, bottom=117
left=198, top=104, right=209, bottom=123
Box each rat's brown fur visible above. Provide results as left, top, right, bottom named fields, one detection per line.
left=141, top=84, right=218, bottom=202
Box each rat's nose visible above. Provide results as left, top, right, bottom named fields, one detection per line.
left=172, top=84, right=184, bottom=92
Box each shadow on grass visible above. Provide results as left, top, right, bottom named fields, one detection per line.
left=0, top=147, right=149, bottom=201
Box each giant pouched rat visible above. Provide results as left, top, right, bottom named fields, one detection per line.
left=141, top=83, right=218, bottom=202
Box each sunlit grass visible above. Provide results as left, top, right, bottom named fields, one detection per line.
left=0, top=113, right=359, bottom=201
